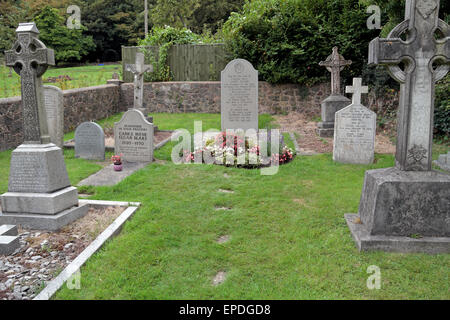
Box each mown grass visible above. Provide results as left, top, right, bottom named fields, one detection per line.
left=0, top=64, right=121, bottom=98
left=0, top=113, right=448, bottom=300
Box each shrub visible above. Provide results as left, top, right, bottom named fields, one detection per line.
left=435, top=75, right=450, bottom=139
left=222, top=0, right=378, bottom=85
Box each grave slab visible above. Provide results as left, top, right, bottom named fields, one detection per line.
left=0, top=225, right=20, bottom=255
left=43, top=85, right=64, bottom=148
left=78, top=162, right=150, bottom=187
left=333, top=78, right=375, bottom=165
left=75, top=122, right=105, bottom=161
left=221, top=59, right=258, bottom=132
left=114, top=109, right=154, bottom=163
left=434, top=152, right=450, bottom=172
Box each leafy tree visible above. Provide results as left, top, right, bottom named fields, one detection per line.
left=223, top=0, right=378, bottom=85
left=34, top=5, right=95, bottom=63
left=80, top=0, right=148, bottom=62
left=150, top=0, right=244, bottom=33
left=150, top=0, right=200, bottom=29
left=192, top=0, right=244, bottom=33
left=0, top=0, right=29, bottom=56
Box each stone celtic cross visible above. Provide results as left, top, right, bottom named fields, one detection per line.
left=319, top=47, right=352, bottom=95
left=346, top=78, right=369, bottom=106
left=126, top=52, right=153, bottom=110
left=5, top=22, right=55, bottom=144
left=369, top=0, right=450, bottom=171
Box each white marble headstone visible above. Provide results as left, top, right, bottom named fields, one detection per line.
left=43, top=85, right=64, bottom=148
left=221, top=59, right=258, bottom=132
left=333, top=78, right=376, bottom=165
left=114, top=109, right=154, bottom=163
left=75, top=122, right=105, bottom=160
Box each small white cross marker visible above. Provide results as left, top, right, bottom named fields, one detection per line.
left=346, top=78, right=368, bottom=106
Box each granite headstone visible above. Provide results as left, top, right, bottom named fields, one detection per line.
left=114, top=109, right=154, bottom=163
left=75, top=122, right=105, bottom=160
left=434, top=152, right=450, bottom=171
left=43, top=85, right=64, bottom=148
left=333, top=78, right=375, bottom=165
left=221, top=59, right=258, bottom=132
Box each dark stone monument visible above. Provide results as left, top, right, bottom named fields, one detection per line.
left=0, top=23, right=88, bottom=231
left=317, top=47, right=352, bottom=137
left=345, top=0, right=450, bottom=253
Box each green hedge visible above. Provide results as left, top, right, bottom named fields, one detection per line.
left=223, top=0, right=378, bottom=85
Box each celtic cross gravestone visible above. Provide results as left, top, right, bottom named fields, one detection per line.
left=0, top=23, right=87, bottom=231
left=345, top=0, right=450, bottom=253
left=5, top=22, right=54, bottom=144
left=316, top=47, right=352, bottom=137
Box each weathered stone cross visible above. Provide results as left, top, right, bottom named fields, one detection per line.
left=319, top=47, right=352, bottom=95
left=5, top=22, right=55, bottom=144
left=346, top=78, right=369, bottom=106
left=369, top=0, right=450, bottom=171
left=126, top=52, right=153, bottom=110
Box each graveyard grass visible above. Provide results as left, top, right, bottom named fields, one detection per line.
left=1, top=114, right=449, bottom=300
left=0, top=64, right=121, bottom=98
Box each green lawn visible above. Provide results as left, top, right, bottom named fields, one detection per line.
left=0, top=113, right=449, bottom=300
left=0, top=64, right=121, bottom=99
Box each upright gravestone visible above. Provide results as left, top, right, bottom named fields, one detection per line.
left=75, top=122, right=105, bottom=160
left=333, top=78, right=376, bottom=165
left=114, top=109, right=154, bottom=163
left=0, top=22, right=87, bottom=231
left=126, top=52, right=153, bottom=118
left=43, top=85, right=64, bottom=148
left=345, top=0, right=450, bottom=253
left=434, top=152, right=450, bottom=171
left=221, top=59, right=258, bottom=132
left=317, top=47, right=352, bottom=137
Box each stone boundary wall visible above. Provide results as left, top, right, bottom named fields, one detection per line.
left=120, top=81, right=330, bottom=117
left=0, top=85, right=123, bottom=151
left=0, top=81, right=397, bottom=151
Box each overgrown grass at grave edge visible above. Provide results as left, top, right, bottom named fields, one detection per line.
left=0, top=64, right=121, bottom=99
left=52, top=150, right=450, bottom=300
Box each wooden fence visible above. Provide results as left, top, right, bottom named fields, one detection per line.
left=121, top=44, right=230, bottom=82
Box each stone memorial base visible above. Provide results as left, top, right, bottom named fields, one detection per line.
left=0, top=225, right=20, bottom=255
left=0, top=143, right=87, bottom=231
left=345, top=214, right=450, bottom=254
left=1, top=187, right=78, bottom=215
left=346, top=167, right=450, bottom=254
left=0, top=204, right=88, bottom=231
left=316, top=94, right=350, bottom=137
left=7, top=144, right=70, bottom=193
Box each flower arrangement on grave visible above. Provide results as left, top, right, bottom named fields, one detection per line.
left=111, top=154, right=123, bottom=171
left=182, top=132, right=295, bottom=169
